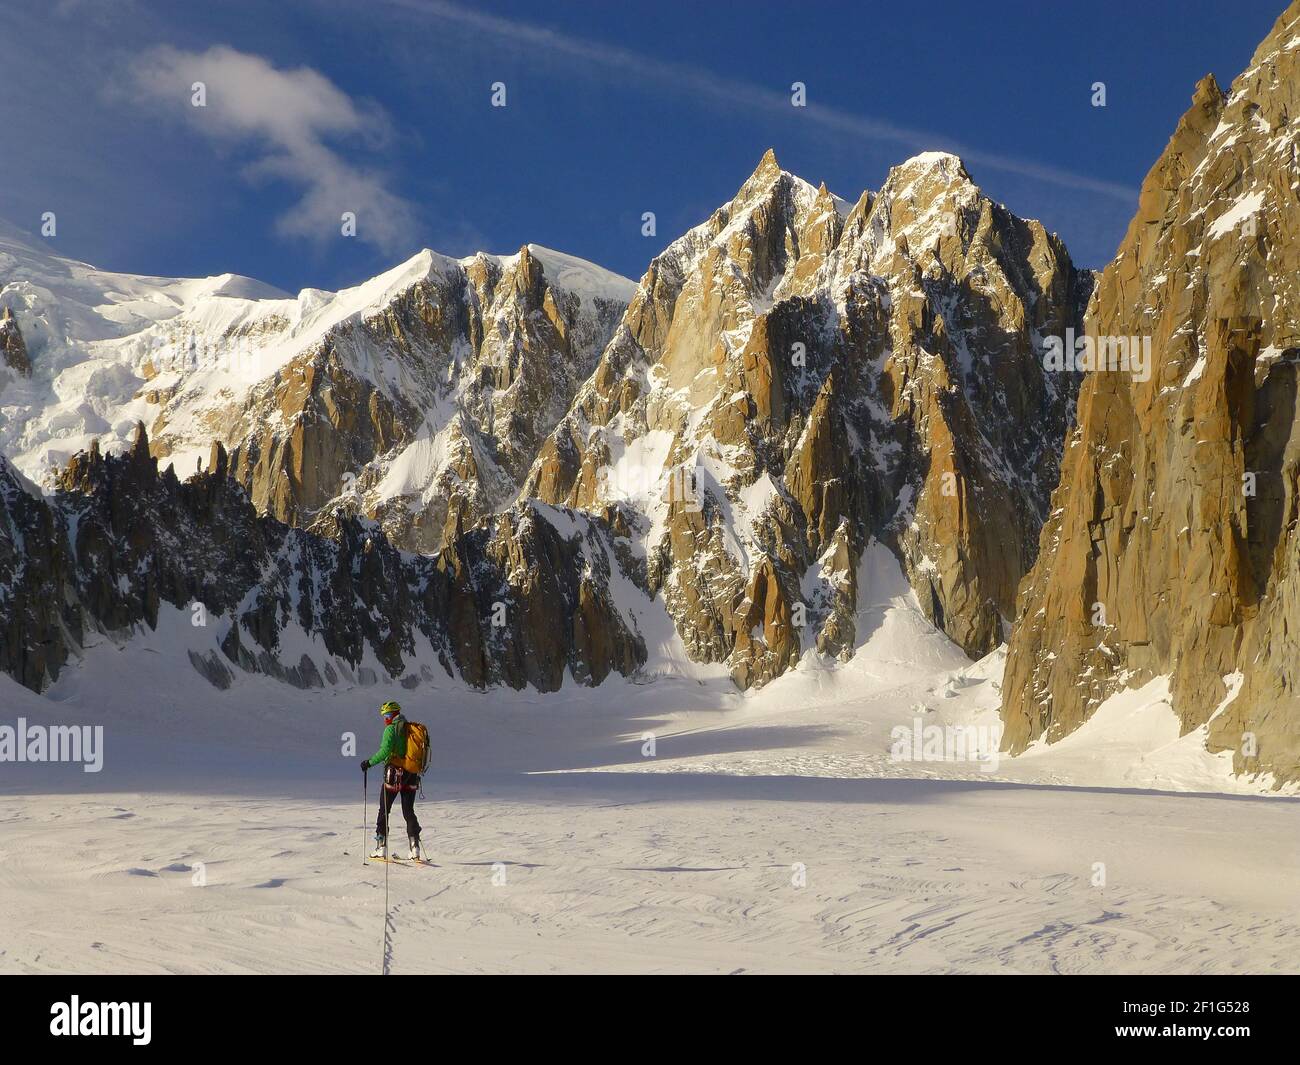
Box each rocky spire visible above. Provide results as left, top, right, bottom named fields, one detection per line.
left=0, top=306, right=31, bottom=375
left=121, top=421, right=159, bottom=485
left=207, top=440, right=229, bottom=481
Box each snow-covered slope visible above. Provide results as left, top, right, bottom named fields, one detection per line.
left=0, top=219, right=285, bottom=466
left=1, top=559, right=1294, bottom=975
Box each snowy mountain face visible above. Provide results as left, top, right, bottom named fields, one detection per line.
left=0, top=218, right=287, bottom=470
left=0, top=226, right=634, bottom=554
left=526, top=148, right=1090, bottom=687
left=1002, top=0, right=1300, bottom=786
left=0, top=227, right=647, bottom=694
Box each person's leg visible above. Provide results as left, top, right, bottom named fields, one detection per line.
left=401, top=774, right=421, bottom=841
left=375, top=783, right=396, bottom=838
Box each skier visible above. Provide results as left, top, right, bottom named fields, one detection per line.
left=361, top=700, right=424, bottom=860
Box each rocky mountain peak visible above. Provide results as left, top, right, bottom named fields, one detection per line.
left=705, top=149, right=826, bottom=247
left=508, top=243, right=545, bottom=295
left=890, top=150, right=972, bottom=185
left=742, top=146, right=784, bottom=188
left=525, top=149, right=1089, bottom=687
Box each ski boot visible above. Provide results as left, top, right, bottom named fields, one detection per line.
left=408, top=839, right=423, bottom=861
left=369, top=834, right=388, bottom=859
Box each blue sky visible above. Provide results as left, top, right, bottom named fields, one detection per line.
left=0, top=0, right=1285, bottom=292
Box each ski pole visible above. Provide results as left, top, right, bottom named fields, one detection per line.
left=362, top=765, right=369, bottom=866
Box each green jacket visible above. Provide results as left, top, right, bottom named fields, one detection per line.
left=366, top=715, right=408, bottom=768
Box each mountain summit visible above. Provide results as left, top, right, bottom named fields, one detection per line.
left=526, top=148, right=1090, bottom=686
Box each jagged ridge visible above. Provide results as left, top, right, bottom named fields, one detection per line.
left=0, top=424, right=646, bottom=695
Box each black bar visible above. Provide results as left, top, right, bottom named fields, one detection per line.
left=0, top=975, right=1293, bottom=1052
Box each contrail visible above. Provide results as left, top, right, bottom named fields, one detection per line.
left=377, top=0, right=1137, bottom=203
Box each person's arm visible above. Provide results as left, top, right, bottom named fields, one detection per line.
left=366, top=723, right=397, bottom=768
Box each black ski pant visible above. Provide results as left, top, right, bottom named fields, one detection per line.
left=375, top=769, right=421, bottom=842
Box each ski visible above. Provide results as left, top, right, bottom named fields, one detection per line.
left=366, top=856, right=436, bottom=867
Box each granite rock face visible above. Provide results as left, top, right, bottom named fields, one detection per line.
left=0, top=306, right=29, bottom=375
left=527, top=149, right=1089, bottom=687
left=1001, top=1, right=1300, bottom=785
left=206, top=247, right=633, bottom=553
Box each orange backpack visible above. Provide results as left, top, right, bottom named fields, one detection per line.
left=392, top=721, right=430, bottom=775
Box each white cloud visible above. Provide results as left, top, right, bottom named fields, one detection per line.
left=128, top=45, right=417, bottom=251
